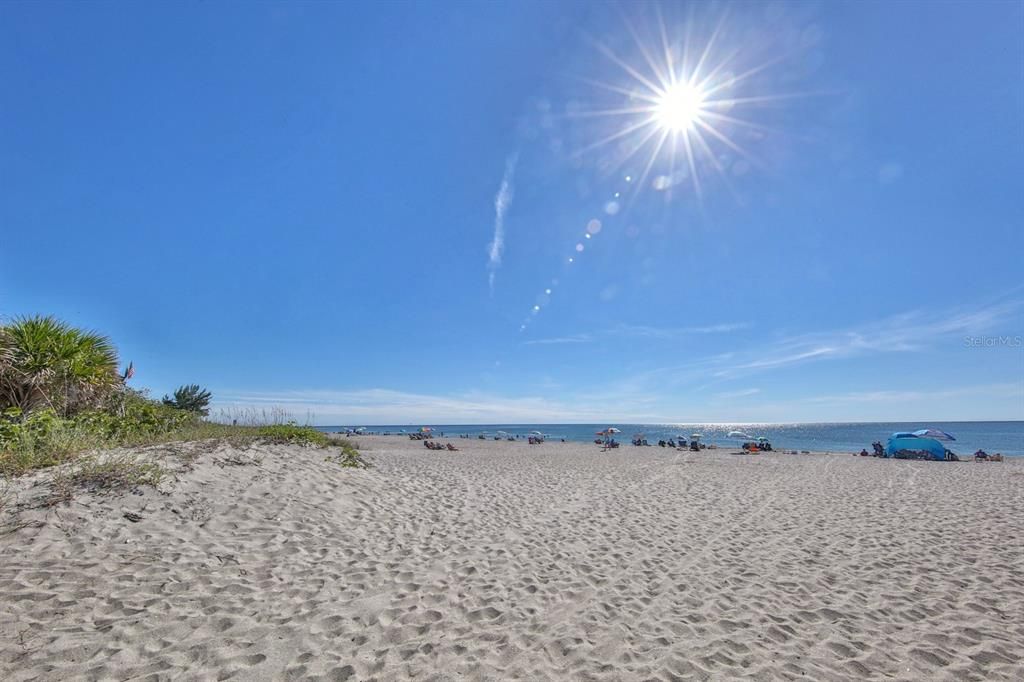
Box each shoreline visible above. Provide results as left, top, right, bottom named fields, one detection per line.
left=331, top=431, right=1023, bottom=458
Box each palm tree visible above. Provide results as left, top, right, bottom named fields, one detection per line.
left=0, top=315, right=121, bottom=416
left=162, top=384, right=212, bottom=416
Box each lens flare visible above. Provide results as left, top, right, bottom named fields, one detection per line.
left=565, top=5, right=825, bottom=204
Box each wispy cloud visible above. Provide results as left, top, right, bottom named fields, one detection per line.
left=486, top=153, right=518, bottom=293
left=713, top=298, right=1022, bottom=378
left=704, top=382, right=1023, bottom=423
left=524, top=322, right=747, bottom=346
left=608, top=322, right=750, bottom=339
left=524, top=334, right=593, bottom=345
left=729, top=346, right=839, bottom=372
left=714, top=388, right=761, bottom=399
left=212, top=387, right=671, bottom=425
left=599, top=296, right=1023, bottom=396
left=800, top=383, right=1021, bottom=405
left=688, top=323, right=751, bottom=334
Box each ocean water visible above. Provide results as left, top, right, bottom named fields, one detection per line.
left=319, top=421, right=1024, bottom=457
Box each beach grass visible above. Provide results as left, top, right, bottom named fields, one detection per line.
left=1, top=315, right=366, bottom=480
left=0, top=409, right=364, bottom=479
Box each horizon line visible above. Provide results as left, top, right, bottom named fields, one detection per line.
left=307, top=419, right=1024, bottom=427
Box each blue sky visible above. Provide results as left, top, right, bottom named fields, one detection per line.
left=2, top=1, right=1022, bottom=424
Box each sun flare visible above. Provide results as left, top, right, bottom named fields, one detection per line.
left=521, top=7, right=824, bottom=332
left=654, top=82, right=706, bottom=132
left=565, top=7, right=821, bottom=205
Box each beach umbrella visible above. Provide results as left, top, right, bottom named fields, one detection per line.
left=690, top=433, right=703, bottom=440
left=727, top=430, right=752, bottom=439
left=912, top=428, right=956, bottom=441
left=606, top=427, right=621, bottom=434
left=420, top=426, right=432, bottom=433
left=530, top=430, right=544, bottom=436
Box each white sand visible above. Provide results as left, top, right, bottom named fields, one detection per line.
left=1, top=436, right=1022, bottom=680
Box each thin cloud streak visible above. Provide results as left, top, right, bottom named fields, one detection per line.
left=714, top=388, right=761, bottom=399
left=486, top=152, right=518, bottom=293
left=524, top=334, right=593, bottom=345
left=715, top=299, right=1022, bottom=378
left=599, top=296, right=1023, bottom=394
left=705, top=382, right=1023, bottom=423
left=609, top=322, right=750, bottom=338
left=213, top=387, right=675, bottom=425
left=525, top=322, right=748, bottom=346
left=798, top=383, right=1022, bottom=405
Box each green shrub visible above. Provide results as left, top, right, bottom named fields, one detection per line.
left=327, top=440, right=368, bottom=468
left=254, top=423, right=331, bottom=447
left=0, top=407, right=106, bottom=475
left=0, top=395, right=196, bottom=476
left=0, top=315, right=121, bottom=417
left=1, top=398, right=368, bottom=478
left=75, top=400, right=193, bottom=442
left=162, top=384, right=212, bottom=416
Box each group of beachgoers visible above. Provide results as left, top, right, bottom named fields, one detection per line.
left=856, top=442, right=890, bottom=458
left=611, top=437, right=727, bottom=451
left=422, top=440, right=458, bottom=451
left=450, top=434, right=553, bottom=443
left=856, top=441, right=1005, bottom=462
left=866, top=440, right=952, bottom=460
left=400, top=430, right=557, bottom=446
left=420, top=431, right=551, bottom=444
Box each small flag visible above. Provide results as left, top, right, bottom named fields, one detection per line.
left=123, top=362, right=135, bottom=381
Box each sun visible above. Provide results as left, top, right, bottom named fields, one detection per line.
left=564, top=6, right=821, bottom=204
left=655, top=82, right=706, bottom=132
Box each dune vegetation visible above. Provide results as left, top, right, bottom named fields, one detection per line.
left=0, top=315, right=363, bottom=480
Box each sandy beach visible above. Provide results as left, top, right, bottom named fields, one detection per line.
left=1, top=436, right=1022, bottom=681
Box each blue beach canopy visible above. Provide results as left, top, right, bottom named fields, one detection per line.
left=885, top=434, right=947, bottom=460
left=912, top=428, right=956, bottom=441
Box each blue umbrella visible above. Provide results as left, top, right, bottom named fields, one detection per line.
left=912, top=428, right=956, bottom=442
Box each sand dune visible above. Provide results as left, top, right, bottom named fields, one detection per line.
left=1, top=436, right=1021, bottom=680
